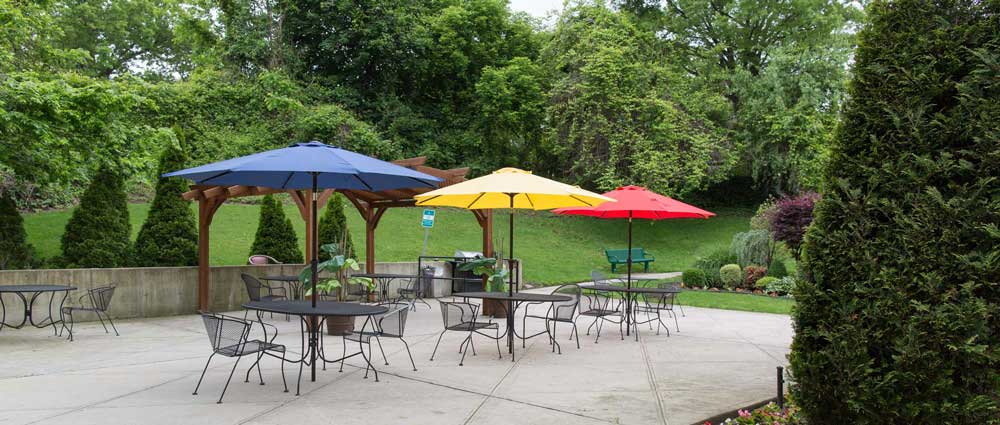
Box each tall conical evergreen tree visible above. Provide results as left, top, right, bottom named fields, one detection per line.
left=60, top=165, right=132, bottom=268
left=317, top=193, right=353, bottom=257
left=134, top=130, right=198, bottom=266
left=249, top=195, right=303, bottom=263
left=0, top=192, right=35, bottom=269
left=790, top=0, right=1000, bottom=422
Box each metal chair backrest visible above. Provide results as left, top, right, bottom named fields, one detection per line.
left=550, top=284, right=580, bottom=321
left=438, top=300, right=477, bottom=330
left=241, top=273, right=264, bottom=301
left=248, top=255, right=280, bottom=265
left=591, top=270, right=609, bottom=285
left=200, top=312, right=250, bottom=354
left=88, top=285, right=116, bottom=312
left=377, top=302, right=410, bottom=337
left=644, top=286, right=677, bottom=310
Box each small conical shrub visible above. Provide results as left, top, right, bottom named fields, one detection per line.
left=0, top=192, right=35, bottom=269
left=249, top=195, right=303, bottom=263
left=133, top=130, right=198, bottom=267
left=60, top=165, right=131, bottom=268
left=318, top=193, right=353, bottom=257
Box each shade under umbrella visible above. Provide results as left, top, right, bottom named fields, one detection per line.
left=164, top=141, right=442, bottom=382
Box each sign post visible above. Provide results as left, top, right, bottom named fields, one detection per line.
left=420, top=209, right=435, bottom=256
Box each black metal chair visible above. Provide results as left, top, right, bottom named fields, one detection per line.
left=242, top=273, right=288, bottom=320
left=193, top=312, right=287, bottom=404
left=636, top=287, right=680, bottom=335
left=396, top=278, right=431, bottom=310
left=430, top=300, right=501, bottom=366
left=579, top=271, right=624, bottom=343
left=662, top=282, right=686, bottom=317
left=340, top=302, right=417, bottom=377
left=522, top=284, right=581, bottom=353
left=60, top=285, right=119, bottom=342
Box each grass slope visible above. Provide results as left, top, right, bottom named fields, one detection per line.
left=23, top=202, right=751, bottom=284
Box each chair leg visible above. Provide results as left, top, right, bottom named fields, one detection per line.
left=429, top=330, right=446, bottom=361
left=192, top=353, right=215, bottom=396
left=678, top=302, right=686, bottom=317
left=280, top=350, right=289, bottom=392
left=495, top=328, right=502, bottom=359
left=63, top=310, right=75, bottom=342
left=459, top=335, right=472, bottom=366
left=339, top=336, right=347, bottom=372
left=401, top=338, right=417, bottom=371
left=594, top=316, right=604, bottom=343
left=256, top=352, right=265, bottom=384
left=102, top=311, right=119, bottom=336
left=573, top=322, right=581, bottom=349
left=94, top=310, right=109, bottom=334
left=218, top=356, right=242, bottom=404
left=375, top=336, right=389, bottom=366
left=245, top=351, right=262, bottom=383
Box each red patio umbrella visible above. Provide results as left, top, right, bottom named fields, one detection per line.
left=554, top=185, right=714, bottom=336
left=555, top=186, right=713, bottom=280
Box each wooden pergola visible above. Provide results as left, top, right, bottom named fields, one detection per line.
left=181, top=157, right=494, bottom=310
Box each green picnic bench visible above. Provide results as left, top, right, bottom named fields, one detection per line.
left=604, top=248, right=655, bottom=273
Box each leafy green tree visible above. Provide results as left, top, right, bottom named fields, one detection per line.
left=541, top=2, right=732, bottom=196
left=317, top=193, right=353, bottom=258
left=791, top=0, right=1000, bottom=422
left=0, top=0, right=87, bottom=73
left=60, top=165, right=132, bottom=268
left=249, top=195, right=303, bottom=264
left=0, top=192, right=36, bottom=269
left=473, top=57, right=546, bottom=172
left=53, top=0, right=192, bottom=78
left=133, top=129, right=198, bottom=267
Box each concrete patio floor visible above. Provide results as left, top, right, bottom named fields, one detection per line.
left=0, top=293, right=792, bottom=425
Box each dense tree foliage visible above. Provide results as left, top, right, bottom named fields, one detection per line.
left=791, top=0, right=1000, bottom=422
left=59, top=165, right=132, bottom=268
left=249, top=195, right=303, bottom=264
left=541, top=3, right=732, bottom=196
left=133, top=129, right=199, bottom=267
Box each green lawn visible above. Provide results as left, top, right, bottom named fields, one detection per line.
left=23, top=201, right=751, bottom=285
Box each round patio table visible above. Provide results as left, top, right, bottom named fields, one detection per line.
left=578, top=284, right=680, bottom=340
left=454, top=291, right=571, bottom=362
left=260, top=275, right=302, bottom=300
left=0, top=285, right=76, bottom=335
left=242, top=300, right=387, bottom=395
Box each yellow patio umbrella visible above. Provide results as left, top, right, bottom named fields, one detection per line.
left=414, top=167, right=615, bottom=294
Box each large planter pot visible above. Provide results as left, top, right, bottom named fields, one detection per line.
left=482, top=298, right=509, bottom=318
left=325, top=316, right=356, bottom=336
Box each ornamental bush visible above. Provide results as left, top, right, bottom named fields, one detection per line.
left=730, top=230, right=774, bottom=268
left=318, top=193, right=354, bottom=257
left=0, top=192, right=36, bottom=269
left=249, top=195, right=303, bottom=264
left=743, top=265, right=768, bottom=290
left=767, top=257, right=789, bottom=278
left=790, top=1, right=1000, bottom=422
left=755, top=276, right=778, bottom=291
left=60, top=166, right=131, bottom=268
left=693, top=248, right=738, bottom=288
left=681, top=268, right=706, bottom=288
left=719, top=264, right=741, bottom=289
left=767, top=276, right=797, bottom=296
left=769, top=192, right=819, bottom=259
left=133, top=129, right=198, bottom=267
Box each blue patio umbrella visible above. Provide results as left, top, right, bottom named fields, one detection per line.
left=164, top=141, right=441, bottom=382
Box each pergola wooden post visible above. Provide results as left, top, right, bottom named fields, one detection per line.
left=181, top=158, right=487, bottom=311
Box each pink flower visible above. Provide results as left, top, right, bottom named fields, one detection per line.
left=738, top=409, right=751, bottom=418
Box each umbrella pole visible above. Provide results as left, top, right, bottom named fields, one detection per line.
left=626, top=213, right=633, bottom=336
left=310, top=173, right=318, bottom=382
left=508, top=194, right=515, bottom=358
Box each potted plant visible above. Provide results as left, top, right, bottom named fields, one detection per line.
left=299, top=242, right=375, bottom=335
left=456, top=255, right=509, bottom=318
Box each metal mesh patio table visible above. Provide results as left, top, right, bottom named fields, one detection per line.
left=242, top=300, right=387, bottom=395
left=0, top=285, right=76, bottom=335
left=454, top=291, right=571, bottom=361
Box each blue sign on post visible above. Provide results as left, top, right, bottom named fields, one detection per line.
left=421, top=209, right=435, bottom=228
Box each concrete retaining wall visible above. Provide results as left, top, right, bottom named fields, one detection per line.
left=0, top=262, right=456, bottom=323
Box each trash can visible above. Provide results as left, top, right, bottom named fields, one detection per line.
left=419, top=266, right=436, bottom=297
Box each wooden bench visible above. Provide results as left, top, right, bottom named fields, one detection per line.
left=604, top=248, right=654, bottom=273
